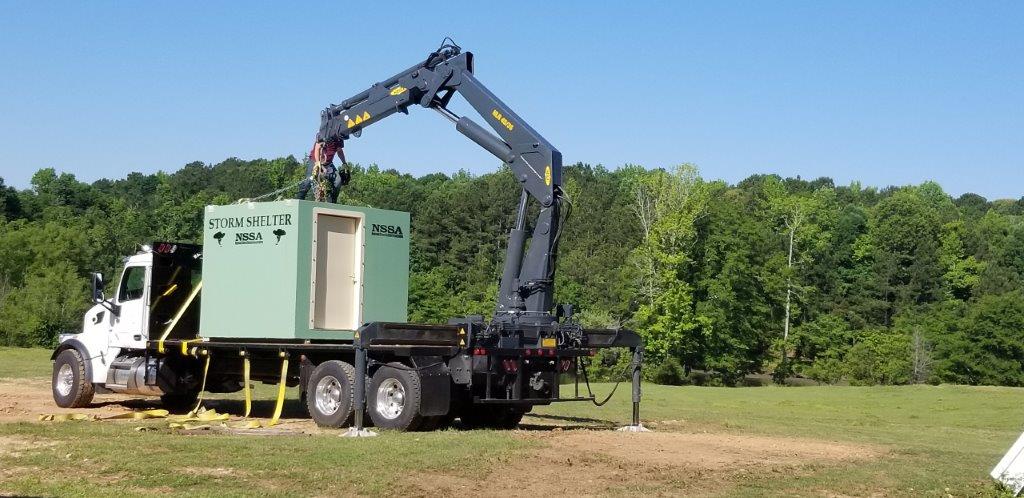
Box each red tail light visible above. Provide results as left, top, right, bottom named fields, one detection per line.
left=524, top=349, right=532, bottom=356
left=501, top=358, right=520, bottom=373
left=472, top=348, right=488, bottom=356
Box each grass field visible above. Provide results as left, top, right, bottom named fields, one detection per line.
left=1, top=347, right=1021, bottom=497
left=0, top=346, right=53, bottom=379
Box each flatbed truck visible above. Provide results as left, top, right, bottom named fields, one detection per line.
left=49, top=41, right=645, bottom=432
left=51, top=235, right=642, bottom=431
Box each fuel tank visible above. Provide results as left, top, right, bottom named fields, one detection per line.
left=104, top=355, right=170, bottom=396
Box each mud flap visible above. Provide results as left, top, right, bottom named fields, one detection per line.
left=413, top=356, right=450, bottom=416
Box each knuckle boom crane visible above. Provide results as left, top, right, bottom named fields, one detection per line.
left=316, top=40, right=561, bottom=324
left=316, top=40, right=644, bottom=421
left=47, top=40, right=645, bottom=432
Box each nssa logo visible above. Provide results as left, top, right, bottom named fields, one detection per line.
left=371, top=224, right=404, bottom=238
left=235, top=232, right=263, bottom=245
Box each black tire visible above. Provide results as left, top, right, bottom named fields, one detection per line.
left=305, top=360, right=356, bottom=428
left=367, top=362, right=423, bottom=431
left=160, top=390, right=199, bottom=414
left=52, top=349, right=94, bottom=408
left=460, top=405, right=525, bottom=430
left=326, top=372, right=374, bottom=427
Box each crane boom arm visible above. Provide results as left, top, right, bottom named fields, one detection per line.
left=317, top=43, right=564, bottom=321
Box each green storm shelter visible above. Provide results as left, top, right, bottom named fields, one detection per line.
left=198, top=199, right=410, bottom=341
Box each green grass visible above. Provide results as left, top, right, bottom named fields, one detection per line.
left=0, top=421, right=529, bottom=497
left=2, top=346, right=1021, bottom=496
left=0, top=346, right=52, bottom=379
left=536, top=383, right=1024, bottom=496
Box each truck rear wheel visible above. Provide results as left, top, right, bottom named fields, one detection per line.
left=306, top=360, right=356, bottom=428
left=52, top=349, right=94, bottom=408
left=367, top=363, right=423, bottom=431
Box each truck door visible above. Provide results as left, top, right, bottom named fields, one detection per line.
left=110, top=265, right=149, bottom=349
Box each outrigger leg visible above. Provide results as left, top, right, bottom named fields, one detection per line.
left=618, top=346, right=650, bottom=432
left=341, top=342, right=377, bottom=437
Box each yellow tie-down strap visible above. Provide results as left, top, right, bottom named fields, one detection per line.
left=270, top=353, right=289, bottom=427
left=157, top=280, right=203, bottom=354
left=149, top=266, right=182, bottom=311
left=39, top=351, right=291, bottom=431
left=187, top=351, right=211, bottom=415
left=241, top=351, right=252, bottom=418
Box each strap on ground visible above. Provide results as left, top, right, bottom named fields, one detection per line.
left=104, top=409, right=169, bottom=420
left=38, top=413, right=98, bottom=422
left=39, top=350, right=291, bottom=431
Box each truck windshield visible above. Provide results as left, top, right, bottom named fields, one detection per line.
left=118, top=266, right=146, bottom=302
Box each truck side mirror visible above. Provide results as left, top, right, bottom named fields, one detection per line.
left=91, top=272, right=120, bottom=316
left=90, top=272, right=105, bottom=304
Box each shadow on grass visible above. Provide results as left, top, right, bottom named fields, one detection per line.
left=515, top=423, right=613, bottom=431
left=201, top=398, right=310, bottom=418
left=86, top=396, right=619, bottom=432
left=519, top=413, right=618, bottom=430
left=90, top=398, right=163, bottom=410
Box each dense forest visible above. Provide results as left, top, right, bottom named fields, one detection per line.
left=2, top=158, right=1024, bottom=386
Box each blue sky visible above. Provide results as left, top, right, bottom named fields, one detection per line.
left=1, top=1, right=1021, bottom=198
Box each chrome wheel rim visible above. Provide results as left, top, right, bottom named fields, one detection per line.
left=315, top=376, right=343, bottom=415
left=375, top=378, right=405, bottom=420
left=56, top=364, right=74, bottom=397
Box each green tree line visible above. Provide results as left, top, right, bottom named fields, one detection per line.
left=2, top=159, right=1023, bottom=386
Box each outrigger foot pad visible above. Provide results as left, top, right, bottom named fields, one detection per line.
left=341, top=427, right=378, bottom=437
left=616, top=424, right=652, bottom=433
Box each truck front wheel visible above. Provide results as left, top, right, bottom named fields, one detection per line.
left=367, top=363, right=423, bottom=431
left=52, top=349, right=94, bottom=408
left=306, top=360, right=356, bottom=428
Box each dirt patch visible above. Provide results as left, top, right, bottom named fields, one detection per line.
left=548, top=430, right=878, bottom=468
left=411, top=429, right=883, bottom=497
left=0, top=378, right=165, bottom=423
left=0, top=378, right=321, bottom=433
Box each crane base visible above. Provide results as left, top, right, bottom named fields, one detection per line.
left=616, top=424, right=652, bottom=433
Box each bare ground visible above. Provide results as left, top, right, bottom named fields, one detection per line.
left=409, top=429, right=882, bottom=497
left=0, top=378, right=321, bottom=432
left=1, top=378, right=886, bottom=496
left=0, top=378, right=158, bottom=422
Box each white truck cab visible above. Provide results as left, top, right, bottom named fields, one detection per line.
left=67, top=251, right=152, bottom=384
left=51, top=243, right=203, bottom=408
